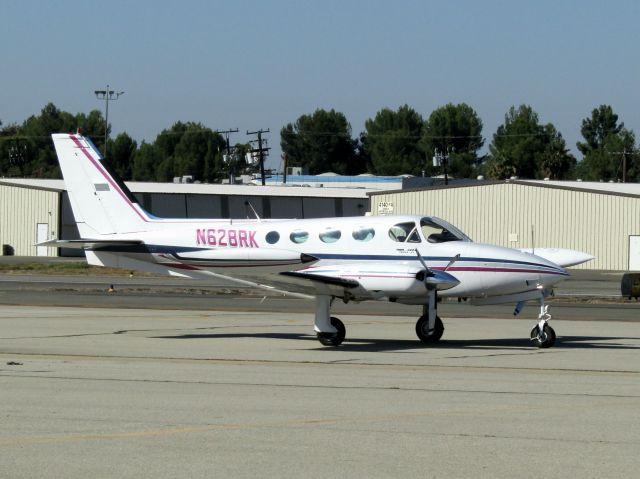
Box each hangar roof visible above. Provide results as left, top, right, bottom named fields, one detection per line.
left=369, top=179, right=640, bottom=198
left=0, top=178, right=370, bottom=198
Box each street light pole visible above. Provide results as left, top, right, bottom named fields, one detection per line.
left=94, top=84, right=124, bottom=158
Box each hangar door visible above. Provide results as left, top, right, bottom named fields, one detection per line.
left=36, top=223, right=48, bottom=256
left=629, top=236, right=640, bottom=271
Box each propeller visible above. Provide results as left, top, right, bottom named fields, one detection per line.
left=415, top=248, right=433, bottom=286
left=415, top=250, right=461, bottom=291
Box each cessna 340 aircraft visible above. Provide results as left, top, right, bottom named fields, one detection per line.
left=43, top=133, right=594, bottom=348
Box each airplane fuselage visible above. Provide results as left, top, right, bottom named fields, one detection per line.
left=88, top=214, right=568, bottom=302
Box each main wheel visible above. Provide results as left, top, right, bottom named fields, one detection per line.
left=316, top=317, right=346, bottom=346
left=416, top=315, right=444, bottom=343
left=530, top=324, right=556, bottom=348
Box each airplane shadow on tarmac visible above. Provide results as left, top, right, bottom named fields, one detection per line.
left=152, top=332, right=640, bottom=352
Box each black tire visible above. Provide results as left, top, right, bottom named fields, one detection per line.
left=316, top=317, right=346, bottom=346
left=416, top=315, right=444, bottom=343
left=530, top=324, right=556, bottom=348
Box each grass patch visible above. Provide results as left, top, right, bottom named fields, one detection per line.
left=0, top=262, right=154, bottom=276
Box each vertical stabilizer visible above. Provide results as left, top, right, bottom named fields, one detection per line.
left=52, top=133, right=149, bottom=236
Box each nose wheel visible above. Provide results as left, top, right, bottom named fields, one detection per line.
left=530, top=301, right=556, bottom=348
left=530, top=323, right=556, bottom=348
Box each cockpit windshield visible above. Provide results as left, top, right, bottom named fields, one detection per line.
left=420, top=217, right=472, bottom=243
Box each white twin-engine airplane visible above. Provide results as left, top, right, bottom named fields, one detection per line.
left=44, top=133, right=594, bottom=348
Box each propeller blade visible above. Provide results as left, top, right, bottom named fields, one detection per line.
left=415, top=249, right=432, bottom=276
left=444, top=254, right=461, bottom=272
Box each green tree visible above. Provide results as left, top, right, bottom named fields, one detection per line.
left=107, top=132, right=137, bottom=180
left=538, top=124, right=576, bottom=180
left=0, top=121, right=24, bottom=177
left=575, top=105, right=636, bottom=181
left=420, top=103, right=484, bottom=178
left=361, top=105, right=424, bottom=175
left=280, top=109, right=363, bottom=175
left=132, top=142, right=161, bottom=181
left=485, top=105, right=573, bottom=180
left=20, top=103, right=77, bottom=178
left=577, top=105, right=623, bottom=155
left=153, top=122, right=226, bottom=182
left=0, top=103, right=109, bottom=178
left=76, top=110, right=108, bottom=154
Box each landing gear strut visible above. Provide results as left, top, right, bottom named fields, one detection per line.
left=314, top=295, right=346, bottom=346
left=530, top=299, right=556, bottom=348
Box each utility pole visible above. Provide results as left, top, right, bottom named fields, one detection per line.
left=217, top=128, right=239, bottom=183
left=433, top=148, right=450, bottom=185
left=282, top=153, right=288, bottom=184
left=609, top=148, right=635, bottom=183
left=94, top=84, right=124, bottom=159
left=247, top=129, right=270, bottom=186
left=8, top=138, right=27, bottom=176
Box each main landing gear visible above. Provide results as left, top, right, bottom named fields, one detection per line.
left=313, top=291, right=447, bottom=347
left=314, top=296, right=346, bottom=346
left=416, top=315, right=444, bottom=343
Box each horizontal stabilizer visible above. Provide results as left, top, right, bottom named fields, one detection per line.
left=36, top=239, right=144, bottom=250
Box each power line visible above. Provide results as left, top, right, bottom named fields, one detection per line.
left=216, top=128, right=239, bottom=183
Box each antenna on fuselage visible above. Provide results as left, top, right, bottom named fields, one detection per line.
left=245, top=201, right=262, bottom=222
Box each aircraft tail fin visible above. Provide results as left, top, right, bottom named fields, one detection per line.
left=52, top=133, right=152, bottom=236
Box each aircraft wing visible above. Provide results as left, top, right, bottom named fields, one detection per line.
left=269, top=261, right=457, bottom=301
left=278, top=270, right=375, bottom=299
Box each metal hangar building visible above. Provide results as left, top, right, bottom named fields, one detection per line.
left=369, top=180, right=640, bottom=271
left=0, top=179, right=371, bottom=257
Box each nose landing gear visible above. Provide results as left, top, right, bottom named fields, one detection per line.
left=530, top=303, right=556, bottom=348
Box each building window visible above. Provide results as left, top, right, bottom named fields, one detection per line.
left=266, top=231, right=280, bottom=244
left=290, top=230, right=309, bottom=244
left=319, top=228, right=341, bottom=243
left=352, top=226, right=375, bottom=242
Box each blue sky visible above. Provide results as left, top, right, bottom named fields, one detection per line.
left=1, top=0, right=638, bottom=171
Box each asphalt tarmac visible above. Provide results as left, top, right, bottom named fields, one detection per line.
left=1, top=268, right=639, bottom=477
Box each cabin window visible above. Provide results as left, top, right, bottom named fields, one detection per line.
left=290, top=230, right=309, bottom=244
left=265, top=231, right=280, bottom=244
left=319, top=228, right=341, bottom=243
left=388, top=222, right=421, bottom=243
left=352, top=226, right=375, bottom=242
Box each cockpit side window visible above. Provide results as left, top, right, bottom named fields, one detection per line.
left=388, top=222, right=421, bottom=243
left=420, top=218, right=469, bottom=243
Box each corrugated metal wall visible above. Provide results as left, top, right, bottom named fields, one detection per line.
left=370, top=183, right=640, bottom=270
left=0, top=185, right=60, bottom=256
